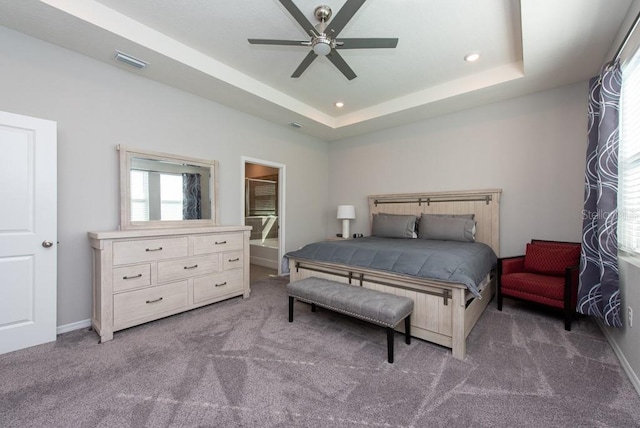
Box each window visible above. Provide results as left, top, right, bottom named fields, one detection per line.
left=130, top=170, right=184, bottom=221
left=246, top=178, right=277, bottom=216
left=130, top=170, right=149, bottom=221
left=619, top=46, right=640, bottom=254
left=160, top=173, right=183, bottom=220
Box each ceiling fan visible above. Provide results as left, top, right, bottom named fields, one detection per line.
left=248, top=0, right=398, bottom=80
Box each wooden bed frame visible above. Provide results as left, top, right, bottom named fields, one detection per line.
left=288, top=189, right=502, bottom=360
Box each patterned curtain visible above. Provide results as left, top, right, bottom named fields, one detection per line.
left=182, top=173, right=201, bottom=220
left=577, top=61, right=622, bottom=328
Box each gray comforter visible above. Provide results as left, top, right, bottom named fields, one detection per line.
left=284, top=237, right=497, bottom=297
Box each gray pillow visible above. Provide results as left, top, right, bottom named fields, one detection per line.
left=418, top=215, right=476, bottom=242
left=371, top=213, right=417, bottom=238
left=417, top=213, right=474, bottom=237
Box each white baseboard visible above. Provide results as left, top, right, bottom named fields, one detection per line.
left=250, top=256, right=278, bottom=270
left=57, top=319, right=91, bottom=335
left=597, top=319, right=640, bottom=396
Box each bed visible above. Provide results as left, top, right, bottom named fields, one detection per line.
left=286, top=189, right=501, bottom=360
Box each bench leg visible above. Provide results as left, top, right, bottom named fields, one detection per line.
left=405, top=315, right=411, bottom=345
left=387, top=327, right=394, bottom=364
left=288, top=296, right=294, bottom=322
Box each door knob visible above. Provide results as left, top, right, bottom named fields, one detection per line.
left=42, top=240, right=54, bottom=248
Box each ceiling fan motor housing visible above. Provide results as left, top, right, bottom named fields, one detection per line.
left=314, top=5, right=332, bottom=22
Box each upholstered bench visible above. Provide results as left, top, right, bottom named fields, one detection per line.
left=287, top=277, right=414, bottom=363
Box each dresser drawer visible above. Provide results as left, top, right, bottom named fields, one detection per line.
left=192, top=233, right=244, bottom=255
left=113, top=237, right=188, bottom=265
left=113, top=264, right=151, bottom=292
left=157, top=254, right=219, bottom=283
left=193, top=269, right=244, bottom=304
left=223, top=251, right=244, bottom=270
left=113, top=281, right=188, bottom=329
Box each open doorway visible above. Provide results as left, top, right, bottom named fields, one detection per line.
left=241, top=157, right=285, bottom=280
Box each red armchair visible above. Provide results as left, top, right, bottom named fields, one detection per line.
left=497, top=239, right=581, bottom=331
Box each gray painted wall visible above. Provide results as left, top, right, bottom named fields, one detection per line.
left=615, top=257, right=640, bottom=389
left=0, top=26, right=329, bottom=327
left=327, top=83, right=587, bottom=256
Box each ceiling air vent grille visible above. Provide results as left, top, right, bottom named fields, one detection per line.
left=114, top=51, right=148, bottom=69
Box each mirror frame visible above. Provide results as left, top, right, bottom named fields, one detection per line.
left=118, top=145, right=219, bottom=230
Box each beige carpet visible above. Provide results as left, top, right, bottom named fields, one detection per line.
left=250, top=264, right=278, bottom=283
left=1, top=276, right=639, bottom=427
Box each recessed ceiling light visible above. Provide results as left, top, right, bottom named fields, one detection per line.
left=464, top=52, right=480, bottom=62
left=335, top=102, right=345, bottom=108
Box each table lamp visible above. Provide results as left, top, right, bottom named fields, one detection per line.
left=337, top=205, right=356, bottom=238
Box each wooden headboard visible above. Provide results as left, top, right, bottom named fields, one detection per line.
left=368, top=189, right=502, bottom=256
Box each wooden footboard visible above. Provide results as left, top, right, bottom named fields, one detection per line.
left=289, top=259, right=496, bottom=360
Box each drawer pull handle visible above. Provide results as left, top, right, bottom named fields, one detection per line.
left=123, top=274, right=143, bottom=280
left=146, top=247, right=163, bottom=252
left=228, top=258, right=240, bottom=262
left=184, top=264, right=199, bottom=270
left=215, top=282, right=227, bottom=287
left=215, top=241, right=227, bottom=245
left=146, top=297, right=163, bottom=304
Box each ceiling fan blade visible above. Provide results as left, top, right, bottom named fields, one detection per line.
left=291, top=51, right=318, bottom=78
left=325, top=0, right=366, bottom=37
left=336, top=38, right=398, bottom=49
left=279, top=0, right=318, bottom=37
left=248, top=39, right=309, bottom=46
left=326, top=51, right=357, bottom=80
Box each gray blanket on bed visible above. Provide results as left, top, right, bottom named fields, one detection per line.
left=284, top=237, right=497, bottom=297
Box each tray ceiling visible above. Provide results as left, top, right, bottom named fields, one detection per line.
left=0, top=0, right=633, bottom=140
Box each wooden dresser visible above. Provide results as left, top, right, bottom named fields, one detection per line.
left=88, top=226, right=251, bottom=342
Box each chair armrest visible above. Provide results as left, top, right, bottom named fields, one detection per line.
left=499, top=256, right=525, bottom=276
left=565, top=264, right=579, bottom=273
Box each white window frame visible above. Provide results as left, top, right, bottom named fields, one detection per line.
left=619, top=45, right=640, bottom=256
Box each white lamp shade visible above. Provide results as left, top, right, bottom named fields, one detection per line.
left=337, top=205, right=356, bottom=220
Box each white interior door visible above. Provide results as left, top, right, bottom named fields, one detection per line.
left=0, top=110, right=57, bottom=354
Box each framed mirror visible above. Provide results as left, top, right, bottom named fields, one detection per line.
left=118, top=146, right=218, bottom=230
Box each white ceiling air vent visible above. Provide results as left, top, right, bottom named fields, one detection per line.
left=114, top=51, right=148, bottom=69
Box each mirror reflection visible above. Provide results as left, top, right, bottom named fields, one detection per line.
left=129, top=157, right=212, bottom=222
left=118, top=145, right=218, bottom=230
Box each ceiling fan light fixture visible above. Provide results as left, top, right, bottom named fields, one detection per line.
left=312, top=37, right=332, bottom=56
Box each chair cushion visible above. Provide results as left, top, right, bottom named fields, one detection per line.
left=523, top=243, right=580, bottom=276
left=501, top=272, right=565, bottom=303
